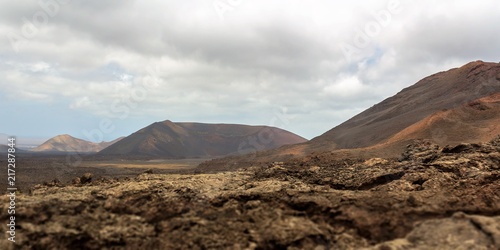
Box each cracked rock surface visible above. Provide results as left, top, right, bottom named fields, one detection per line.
left=1, top=137, right=499, bottom=249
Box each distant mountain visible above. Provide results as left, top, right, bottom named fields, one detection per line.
left=32, top=134, right=124, bottom=153
left=0, top=144, right=9, bottom=153
left=307, top=60, right=500, bottom=151
left=99, top=120, right=307, bottom=158
left=0, top=144, right=28, bottom=154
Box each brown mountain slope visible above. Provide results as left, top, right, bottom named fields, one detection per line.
left=99, top=120, right=307, bottom=158
left=198, top=61, right=500, bottom=170
left=309, top=60, right=500, bottom=151
left=383, top=93, right=500, bottom=146
left=32, top=134, right=123, bottom=153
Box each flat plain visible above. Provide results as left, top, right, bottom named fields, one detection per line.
left=0, top=155, right=205, bottom=192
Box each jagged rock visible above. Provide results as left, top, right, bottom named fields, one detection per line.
left=364, top=158, right=389, bottom=167
left=399, top=140, right=440, bottom=163
left=0, top=137, right=499, bottom=249
left=369, top=213, right=500, bottom=250
left=43, top=178, right=63, bottom=187
left=72, top=177, right=81, bottom=185
left=490, top=135, right=500, bottom=147
left=441, top=143, right=481, bottom=154
left=80, top=173, right=93, bottom=184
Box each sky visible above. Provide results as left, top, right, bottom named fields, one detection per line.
left=1, top=0, right=500, bottom=143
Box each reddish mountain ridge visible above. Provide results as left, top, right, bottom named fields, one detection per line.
left=99, top=120, right=307, bottom=158
left=381, top=92, right=500, bottom=146
left=308, top=60, right=500, bottom=152
left=32, top=134, right=123, bottom=153
left=199, top=61, right=500, bottom=168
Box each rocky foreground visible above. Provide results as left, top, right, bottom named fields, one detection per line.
left=1, top=137, right=500, bottom=249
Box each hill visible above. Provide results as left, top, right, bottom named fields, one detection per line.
left=99, top=120, right=307, bottom=158
left=308, top=60, right=500, bottom=151
left=198, top=61, right=500, bottom=169
left=382, top=93, right=500, bottom=146
left=0, top=145, right=10, bottom=154
left=0, top=144, right=28, bottom=154
left=32, top=134, right=123, bottom=153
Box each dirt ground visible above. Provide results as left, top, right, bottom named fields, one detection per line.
left=0, top=156, right=204, bottom=192
left=0, top=137, right=499, bottom=249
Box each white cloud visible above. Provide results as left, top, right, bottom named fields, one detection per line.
left=323, top=76, right=365, bottom=98
left=0, top=0, right=499, bottom=139
left=29, top=61, right=51, bottom=73
left=70, top=96, right=91, bottom=109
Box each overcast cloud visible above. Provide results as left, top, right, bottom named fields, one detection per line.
left=1, top=0, right=500, bottom=142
